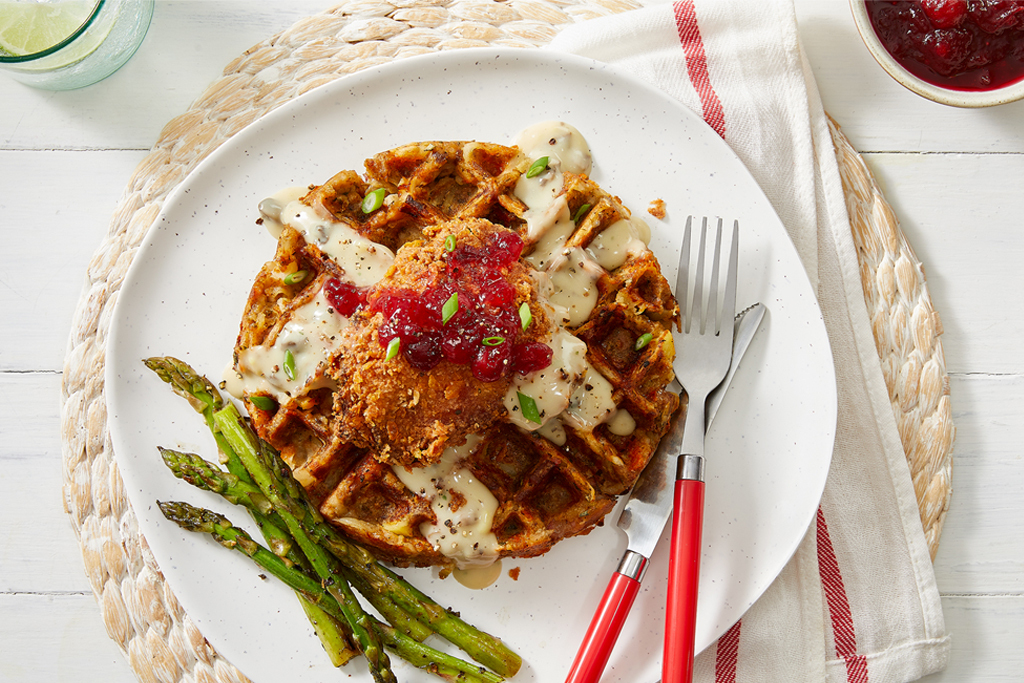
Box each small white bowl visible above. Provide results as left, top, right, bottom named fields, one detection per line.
left=849, top=0, right=1024, bottom=107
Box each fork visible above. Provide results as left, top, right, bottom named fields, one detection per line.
left=663, top=217, right=738, bottom=683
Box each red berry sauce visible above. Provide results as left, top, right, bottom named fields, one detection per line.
left=867, top=0, right=1024, bottom=90
left=369, top=230, right=553, bottom=382
left=324, top=278, right=368, bottom=317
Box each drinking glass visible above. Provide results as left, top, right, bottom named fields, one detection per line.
left=0, top=0, right=154, bottom=90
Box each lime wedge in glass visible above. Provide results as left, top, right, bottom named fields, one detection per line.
left=0, top=0, right=96, bottom=57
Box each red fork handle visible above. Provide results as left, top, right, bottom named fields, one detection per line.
left=565, top=551, right=648, bottom=683
left=663, top=456, right=705, bottom=683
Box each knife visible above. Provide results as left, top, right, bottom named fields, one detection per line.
left=564, top=302, right=766, bottom=683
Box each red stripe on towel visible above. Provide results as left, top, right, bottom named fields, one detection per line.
left=817, top=507, right=869, bottom=683
left=714, top=620, right=740, bottom=683
left=672, top=0, right=726, bottom=138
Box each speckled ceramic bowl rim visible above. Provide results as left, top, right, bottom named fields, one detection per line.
left=850, top=0, right=1024, bottom=108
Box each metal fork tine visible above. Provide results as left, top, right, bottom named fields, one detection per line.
left=676, top=216, right=692, bottom=330
left=708, top=218, right=723, bottom=334
left=723, top=220, right=739, bottom=333
left=691, top=217, right=707, bottom=334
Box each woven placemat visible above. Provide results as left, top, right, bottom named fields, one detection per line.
left=59, top=2, right=955, bottom=682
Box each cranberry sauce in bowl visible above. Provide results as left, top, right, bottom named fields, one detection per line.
left=866, top=0, right=1024, bottom=91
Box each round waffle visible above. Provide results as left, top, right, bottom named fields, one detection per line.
left=230, top=129, right=680, bottom=573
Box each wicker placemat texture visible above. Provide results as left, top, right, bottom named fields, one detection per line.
left=59, top=2, right=954, bottom=682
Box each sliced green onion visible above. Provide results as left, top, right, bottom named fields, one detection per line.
left=526, top=156, right=550, bottom=178
left=385, top=337, right=401, bottom=361
left=361, top=187, right=387, bottom=214
left=518, top=392, right=542, bottom=424
left=283, top=349, right=296, bottom=380
left=249, top=395, right=276, bottom=411
left=482, top=336, right=505, bottom=346
left=519, top=302, right=532, bottom=330
left=444, top=234, right=456, bottom=252
left=283, top=269, right=307, bottom=285
left=635, top=332, right=653, bottom=351
left=442, top=293, right=459, bottom=325
left=573, top=203, right=592, bottom=224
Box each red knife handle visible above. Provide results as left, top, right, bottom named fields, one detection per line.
left=664, top=455, right=705, bottom=683
left=565, top=551, right=648, bottom=683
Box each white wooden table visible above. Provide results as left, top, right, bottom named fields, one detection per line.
left=1, top=2, right=1020, bottom=681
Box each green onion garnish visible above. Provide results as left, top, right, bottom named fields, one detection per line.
left=526, top=156, right=550, bottom=178
left=518, top=392, right=542, bottom=424
left=283, top=270, right=307, bottom=285
left=385, top=337, right=401, bottom=361
left=635, top=332, right=653, bottom=351
left=444, top=234, right=456, bottom=252
left=283, top=349, right=296, bottom=380
left=573, top=203, right=592, bottom=224
left=361, top=187, right=387, bottom=213
left=519, top=302, right=532, bottom=330
left=442, top=293, right=459, bottom=324
left=249, top=396, right=276, bottom=411
left=482, top=336, right=505, bottom=346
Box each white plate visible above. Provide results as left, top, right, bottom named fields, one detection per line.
left=106, top=48, right=836, bottom=683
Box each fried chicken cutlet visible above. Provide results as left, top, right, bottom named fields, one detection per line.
left=330, top=218, right=554, bottom=468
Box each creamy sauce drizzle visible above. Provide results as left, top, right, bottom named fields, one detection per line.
left=546, top=247, right=604, bottom=328
left=537, top=418, right=567, bottom=446
left=606, top=409, right=637, bottom=437
left=522, top=196, right=575, bottom=271
left=564, top=364, right=618, bottom=431
left=506, top=121, right=641, bottom=439
left=229, top=289, right=347, bottom=401
left=504, top=329, right=588, bottom=431
left=234, top=189, right=398, bottom=402
left=258, top=186, right=308, bottom=239
left=513, top=121, right=593, bottom=175
left=585, top=217, right=651, bottom=271
left=278, top=199, right=395, bottom=287
left=453, top=561, right=503, bottom=590
left=391, top=435, right=501, bottom=571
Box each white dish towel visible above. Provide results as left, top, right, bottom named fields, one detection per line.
left=550, top=2, right=951, bottom=682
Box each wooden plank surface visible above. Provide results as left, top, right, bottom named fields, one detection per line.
left=0, top=1, right=1021, bottom=681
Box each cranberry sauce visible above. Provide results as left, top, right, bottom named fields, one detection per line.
left=323, top=278, right=368, bottom=317
left=867, top=0, right=1024, bottom=90
left=368, top=230, right=553, bottom=381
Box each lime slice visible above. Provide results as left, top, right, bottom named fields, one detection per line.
left=0, top=0, right=95, bottom=57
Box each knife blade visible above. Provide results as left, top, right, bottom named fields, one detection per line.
left=564, top=302, right=766, bottom=683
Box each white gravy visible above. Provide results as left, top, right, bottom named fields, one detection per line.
left=230, top=289, right=347, bottom=401
left=546, top=247, right=603, bottom=328
left=507, top=121, right=644, bottom=440
left=504, top=329, right=589, bottom=432
left=585, top=217, right=651, bottom=271
left=277, top=198, right=395, bottom=287
left=390, top=435, right=501, bottom=570
left=564, top=363, right=618, bottom=432
left=258, top=186, right=308, bottom=239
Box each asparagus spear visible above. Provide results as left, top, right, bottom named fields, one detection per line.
left=143, top=357, right=248, bottom=481
left=145, top=358, right=353, bottom=665
left=214, top=404, right=523, bottom=678
left=145, top=357, right=522, bottom=678
left=158, top=501, right=503, bottom=683
left=159, top=446, right=432, bottom=642
left=145, top=357, right=432, bottom=643
left=205, top=409, right=395, bottom=683
left=298, top=596, right=357, bottom=667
